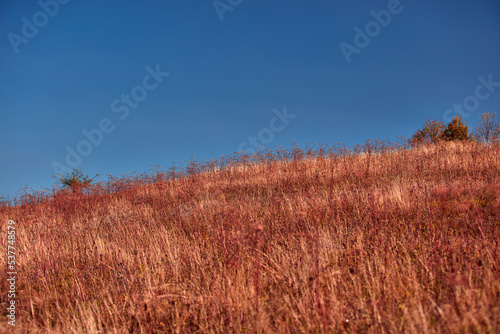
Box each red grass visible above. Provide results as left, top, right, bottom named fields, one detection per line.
left=1, top=140, right=499, bottom=333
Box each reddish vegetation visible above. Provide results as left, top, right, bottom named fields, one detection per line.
left=1, top=141, right=499, bottom=333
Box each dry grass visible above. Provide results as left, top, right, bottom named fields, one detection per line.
left=1, top=141, right=499, bottom=333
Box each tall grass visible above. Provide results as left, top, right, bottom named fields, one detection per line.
left=1, top=140, right=499, bottom=333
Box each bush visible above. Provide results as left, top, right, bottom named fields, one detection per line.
left=55, top=169, right=97, bottom=192
left=411, top=116, right=472, bottom=145
left=474, top=112, right=500, bottom=143
left=410, top=119, right=445, bottom=145
left=441, top=116, right=472, bottom=142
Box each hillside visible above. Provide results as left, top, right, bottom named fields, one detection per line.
left=1, top=141, right=499, bottom=333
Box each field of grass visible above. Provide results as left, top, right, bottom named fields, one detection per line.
left=1, top=140, right=499, bottom=333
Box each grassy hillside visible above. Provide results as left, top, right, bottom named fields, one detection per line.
left=1, top=141, right=499, bottom=333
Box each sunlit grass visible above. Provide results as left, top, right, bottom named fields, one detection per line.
left=1, top=140, right=499, bottom=333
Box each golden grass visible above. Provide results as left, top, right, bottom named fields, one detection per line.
left=1, top=141, right=499, bottom=333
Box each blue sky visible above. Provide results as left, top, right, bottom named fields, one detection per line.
left=1, top=0, right=500, bottom=201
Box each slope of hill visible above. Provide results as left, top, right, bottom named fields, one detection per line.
left=1, top=141, right=499, bottom=333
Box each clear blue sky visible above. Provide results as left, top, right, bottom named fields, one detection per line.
left=1, top=0, right=500, bottom=201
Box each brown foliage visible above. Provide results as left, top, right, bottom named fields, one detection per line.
left=410, top=119, right=445, bottom=145
left=475, top=112, right=500, bottom=143
left=441, top=116, right=472, bottom=142
left=1, top=141, right=499, bottom=333
left=411, top=116, right=473, bottom=146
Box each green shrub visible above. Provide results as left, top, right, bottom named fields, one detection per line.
left=55, top=169, right=97, bottom=192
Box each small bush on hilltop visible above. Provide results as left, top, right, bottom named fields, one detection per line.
left=411, top=116, right=473, bottom=145
left=475, top=112, right=500, bottom=143
left=55, top=168, right=98, bottom=192
left=410, top=119, right=445, bottom=145
left=441, top=116, right=473, bottom=141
